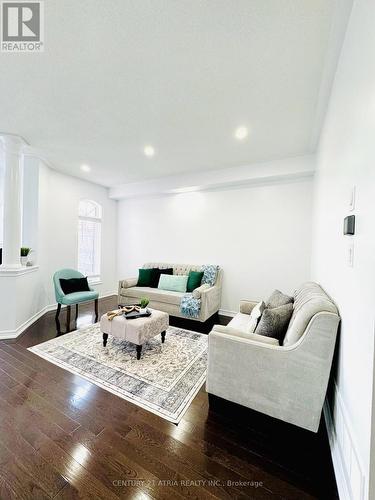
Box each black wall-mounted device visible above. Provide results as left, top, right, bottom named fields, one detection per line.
left=344, top=215, right=355, bottom=235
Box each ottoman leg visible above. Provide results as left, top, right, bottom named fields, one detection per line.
left=136, top=345, right=142, bottom=360
left=103, top=333, right=108, bottom=347
left=161, top=331, right=166, bottom=343
left=94, top=298, right=99, bottom=322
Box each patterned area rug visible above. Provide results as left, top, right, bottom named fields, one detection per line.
left=29, top=324, right=208, bottom=423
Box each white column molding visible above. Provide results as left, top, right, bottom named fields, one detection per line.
left=0, top=134, right=27, bottom=269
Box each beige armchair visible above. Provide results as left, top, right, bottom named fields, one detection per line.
left=206, top=282, right=340, bottom=432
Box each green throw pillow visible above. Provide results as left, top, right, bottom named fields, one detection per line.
left=186, top=271, right=204, bottom=292
left=137, top=268, right=153, bottom=287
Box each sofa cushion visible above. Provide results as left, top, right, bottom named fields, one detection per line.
left=187, top=271, right=204, bottom=292
left=201, top=264, right=219, bottom=286
left=121, top=286, right=184, bottom=306
left=158, top=274, right=188, bottom=293
left=266, top=289, right=293, bottom=309
left=150, top=267, right=173, bottom=288
left=255, top=303, right=293, bottom=343
left=246, top=301, right=266, bottom=333
left=137, top=268, right=153, bottom=287
left=228, top=312, right=251, bottom=332
left=60, top=277, right=90, bottom=295
left=61, top=290, right=99, bottom=305
left=212, top=325, right=279, bottom=346
left=283, top=282, right=338, bottom=346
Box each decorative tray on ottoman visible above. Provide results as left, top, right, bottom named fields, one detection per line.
left=121, top=305, right=152, bottom=320
left=124, top=310, right=151, bottom=320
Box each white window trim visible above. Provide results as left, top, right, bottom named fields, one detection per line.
left=77, top=200, right=102, bottom=281
left=88, top=276, right=102, bottom=285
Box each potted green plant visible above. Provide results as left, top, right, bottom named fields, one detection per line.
left=139, top=297, right=150, bottom=313
left=20, top=247, right=31, bottom=266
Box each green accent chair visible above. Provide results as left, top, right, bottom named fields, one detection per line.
left=53, top=269, right=99, bottom=333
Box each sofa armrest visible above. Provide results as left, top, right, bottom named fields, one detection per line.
left=200, top=285, right=222, bottom=320
left=192, top=283, right=210, bottom=299
left=239, top=300, right=259, bottom=315
left=119, top=277, right=138, bottom=289
left=211, top=325, right=279, bottom=346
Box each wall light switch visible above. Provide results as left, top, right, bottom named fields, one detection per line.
left=348, top=240, right=354, bottom=267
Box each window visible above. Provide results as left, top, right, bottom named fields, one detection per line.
left=78, top=199, right=102, bottom=281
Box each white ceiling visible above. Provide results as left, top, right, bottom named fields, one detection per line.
left=0, top=0, right=344, bottom=187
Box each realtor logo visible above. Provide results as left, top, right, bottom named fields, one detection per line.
left=1, top=1, right=44, bottom=52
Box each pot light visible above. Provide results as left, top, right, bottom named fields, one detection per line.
left=144, top=145, right=155, bottom=157
left=80, top=164, right=91, bottom=172
left=234, top=126, right=248, bottom=141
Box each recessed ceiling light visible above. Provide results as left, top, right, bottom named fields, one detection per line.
left=144, top=145, right=155, bottom=157
left=80, top=164, right=91, bottom=172
left=234, top=126, right=249, bottom=141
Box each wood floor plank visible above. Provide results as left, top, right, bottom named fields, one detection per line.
left=122, top=420, right=279, bottom=499
left=0, top=379, right=80, bottom=434
left=127, top=404, right=316, bottom=500
left=124, top=410, right=313, bottom=500
left=0, top=412, right=68, bottom=497
left=97, top=427, right=244, bottom=500
left=0, top=442, right=52, bottom=500
left=37, top=431, right=180, bottom=500
left=1, top=342, right=141, bottom=423
left=0, top=349, right=105, bottom=435
left=30, top=429, right=122, bottom=500
left=75, top=426, right=221, bottom=500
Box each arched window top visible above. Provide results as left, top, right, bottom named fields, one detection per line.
left=79, top=199, right=102, bottom=219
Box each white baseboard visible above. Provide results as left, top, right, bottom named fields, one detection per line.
left=324, top=383, right=366, bottom=500
left=0, top=306, right=50, bottom=340
left=0, top=290, right=117, bottom=340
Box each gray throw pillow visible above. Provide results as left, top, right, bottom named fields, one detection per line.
left=255, top=303, right=293, bottom=343
left=266, top=289, right=293, bottom=309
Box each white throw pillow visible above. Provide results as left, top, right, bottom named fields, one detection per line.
left=246, top=301, right=266, bottom=334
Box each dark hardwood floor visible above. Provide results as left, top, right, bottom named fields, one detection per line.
left=0, top=296, right=338, bottom=499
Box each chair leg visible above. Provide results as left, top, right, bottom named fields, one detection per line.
left=66, top=305, right=71, bottom=333
left=95, top=298, right=99, bottom=322
left=75, top=303, right=79, bottom=320
left=55, top=304, right=61, bottom=334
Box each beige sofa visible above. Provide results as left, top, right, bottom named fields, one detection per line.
left=118, top=262, right=223, bottom=322
left=206, top=282, right=340, bottom=432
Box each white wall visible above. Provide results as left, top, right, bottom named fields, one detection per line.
left=37, top=161, right=118, bottom=305
left=312, top=0, right=375, bottom=498
left=0, top=159, right=118, bottom=337
left=117, top=177, right=313, bottom=313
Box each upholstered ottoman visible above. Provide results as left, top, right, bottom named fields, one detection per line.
left=100, top=309, right=169, bottom=359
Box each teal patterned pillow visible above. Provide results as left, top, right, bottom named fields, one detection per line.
left=201, top=265, right=219, bottom=286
